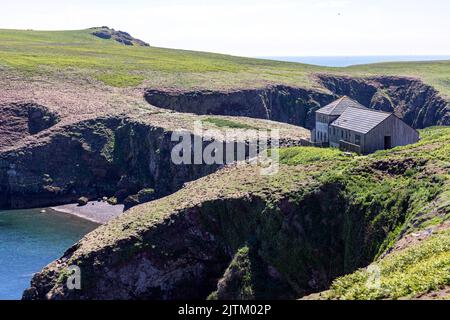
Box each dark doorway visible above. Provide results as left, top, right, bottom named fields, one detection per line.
left=384, top=136, right=392, bottom=149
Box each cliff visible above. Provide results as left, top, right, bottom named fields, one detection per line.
left=145, top=76, right=450, bottom=130
left=145, top=86, right=334, bottom=130
left=0, top=107, right=308, bottom=210
left=23, top=127, right=450, bottom=300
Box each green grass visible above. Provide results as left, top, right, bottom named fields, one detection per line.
left=0, top=28, right=322, bottom=89
left=373, top=126, right=450, bottom=163
left=326, top=231, right=450, bottom=300
left=202, top=117, right=259, bottom=130
left=347, top=60, right=450, bottom=98
left=1, top=28, right=450, bottom=94
left=95, top=73, right=144, bottom=87
left=279, top=146, right=349, bottom=165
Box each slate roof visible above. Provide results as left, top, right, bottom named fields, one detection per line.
left=331, top=107, right=392, bottom=134
left=316, top=96, right=367, bottom=116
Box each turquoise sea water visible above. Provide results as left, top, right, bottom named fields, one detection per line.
left=260, top=55, right=450, bottom=67
left=0, top=208, right=98, bottom=300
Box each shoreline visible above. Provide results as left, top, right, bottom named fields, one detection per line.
left=51, top=201, right=125, bottom=224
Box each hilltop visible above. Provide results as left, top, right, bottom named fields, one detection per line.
left=0, top=28, right=449, bottom=95
left=90, top=26, right=150, bottom=47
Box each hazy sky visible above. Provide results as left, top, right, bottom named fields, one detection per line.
left=1, top=0, right=449, bottom=56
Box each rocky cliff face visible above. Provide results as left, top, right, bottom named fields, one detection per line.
left=4, top=73, right=449, bottom=300
left=145, top=76, right=450, bottom=130
left=0, top=116, right=221, bottom=209
left=5, top=74, right=446, bottom=209
left=0, top=108, right=306, bottom=210
left=145, top=86, right=335, bottom=130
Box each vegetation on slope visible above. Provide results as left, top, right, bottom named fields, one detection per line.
left=0, top=28, right=320, bottom=89
left=279, top=147, right=346, bottom=165
left=281, top=127, right=450, bottom=255
left=1, top=28, right=450, bottom=95
left=202, top=117, right=259, bottom=130
left=325, top=231, right=450, bottom=300
left=346, top=60, right=450, bottom=98
left=289, top=127, right=450, bottom=300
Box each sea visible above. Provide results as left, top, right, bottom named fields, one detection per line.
left=259, top=55, right=450, bottom=67
left=0, top=208, right=98, bottom=300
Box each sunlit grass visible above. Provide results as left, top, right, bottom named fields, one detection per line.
left=1, top=28, right=449, bottom=93
left=202, top=117, right=259, bottom=130
left=326, top=231, right=450, bottom=300
left=279, top=146, right=347, bottom=165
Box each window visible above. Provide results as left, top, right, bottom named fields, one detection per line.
left=355, top=135, right=361, bottom=145
left=333, top=127, right=336, bottom=135
left=341, top=130, right=343, bottom=138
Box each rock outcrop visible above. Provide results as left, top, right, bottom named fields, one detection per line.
left=91, top=27, right=150, bottom=47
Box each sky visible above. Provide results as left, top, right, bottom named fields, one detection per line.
left=1, top=0, right=449, bottom=57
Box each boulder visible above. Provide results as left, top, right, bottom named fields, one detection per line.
left=107, top=197, right=118, bottom=206
left=124, top=188, right=155, bottom=210
left=77, top=197, right=89, bottom=206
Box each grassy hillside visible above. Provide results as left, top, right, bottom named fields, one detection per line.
left=1, top=28, right=450, bottom=95
left=0, top=28, right=323, bottom=89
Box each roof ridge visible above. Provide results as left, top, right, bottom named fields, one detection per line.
left=330, top=96, right=347, bottom=110
left=316, top=96, right=367, bottom=115
left=346, top=106, right=393, bottom=115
